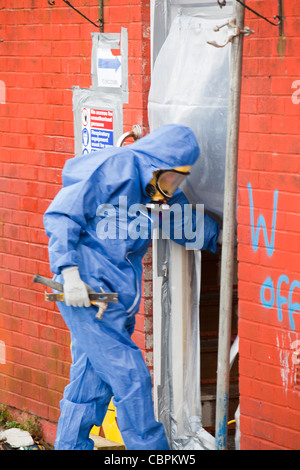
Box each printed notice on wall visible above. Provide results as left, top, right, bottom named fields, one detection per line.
left=81, top=107, right=114, bottom=154
left=73, top=86, right=123, bottom=157
left=97, top=49, right=122, bottom=88
left=91, top=30, right=128, bottom=103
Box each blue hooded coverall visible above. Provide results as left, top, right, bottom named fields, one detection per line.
left=44, top=124, right=220, bottom=450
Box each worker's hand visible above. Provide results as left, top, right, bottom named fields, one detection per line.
left=62, top=266, right=91, bottom=308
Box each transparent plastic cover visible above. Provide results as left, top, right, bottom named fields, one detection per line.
left=148, top=13, right=231, bottom=220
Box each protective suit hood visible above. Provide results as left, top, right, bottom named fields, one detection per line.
left=129, top=124, right=199, bottom=194
left=61, top=124, right=200, bottom=198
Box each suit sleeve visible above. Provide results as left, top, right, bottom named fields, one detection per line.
left=43, top=178, right=97, bottom=275
left=160, top=190, right=220, bottom=252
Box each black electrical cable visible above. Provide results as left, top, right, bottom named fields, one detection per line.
left=217, top=0, right=281, bottom=27
left=48, top=0, right=101, bottom=29
left=235, top=0, right=281, bottom=26
left=63, top=0, right=100, bottom=28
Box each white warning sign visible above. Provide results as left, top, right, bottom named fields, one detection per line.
left=81, top=107, right=114, bottom=154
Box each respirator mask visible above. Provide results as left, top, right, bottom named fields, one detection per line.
left=145, top=166, right=191, bottom=204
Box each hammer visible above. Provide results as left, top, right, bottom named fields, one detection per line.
left=33, top=274, right=118, bottom=320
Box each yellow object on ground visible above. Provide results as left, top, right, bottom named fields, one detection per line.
left=91, top=399, right=124, bottom=445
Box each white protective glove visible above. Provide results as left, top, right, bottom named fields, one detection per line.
left=62, top=266, right=91, bottom=308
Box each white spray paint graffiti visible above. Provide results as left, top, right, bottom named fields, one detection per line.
left=0, top=340, right=5, bottom=365
left=0, top=80, right=5, bottom=104
left=276, top=332, right=299, bottom=391
left=291, top=340, right=300, bottom=366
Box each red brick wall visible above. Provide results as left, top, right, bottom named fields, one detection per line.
left=238, top=0, right=300, bottom=449
left=0, top=0, right=151, bottom=445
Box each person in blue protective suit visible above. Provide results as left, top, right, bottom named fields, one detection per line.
left=43, top=124, right=221, bottom=450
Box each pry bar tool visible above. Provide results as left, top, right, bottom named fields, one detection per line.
left=33, top=274, right=118, bottom=320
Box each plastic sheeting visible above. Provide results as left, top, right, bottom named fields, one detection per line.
left=148, top=12, right=231, bottom=220
left=149, top=8, right=233, bottom=451
left=150, top=0, right=233, bottom=66
left=156, top=239, right=215, bottom=450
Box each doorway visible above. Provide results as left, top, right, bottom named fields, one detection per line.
left=200, top=248, right=238, bottom=436
left=149, top=0, right=238, bottom=449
